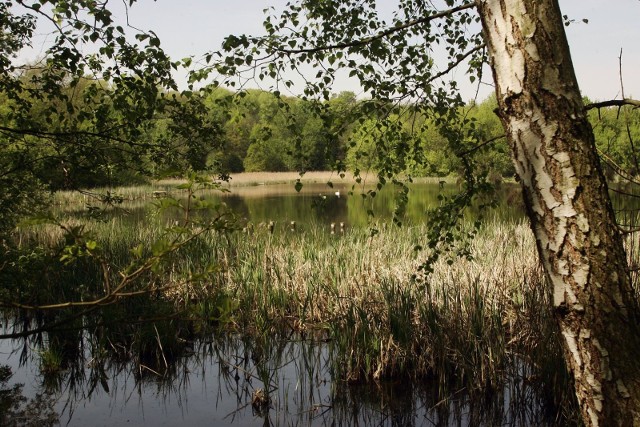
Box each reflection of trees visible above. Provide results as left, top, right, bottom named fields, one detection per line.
left=164, top=182, right=528, bottom=229
left=52, top=182, right=526, bottom=228
left=0, top=365, right=59, bottom=426
left=2, top=315, right=567, bottom=426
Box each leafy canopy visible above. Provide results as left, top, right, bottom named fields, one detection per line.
left=199, top=0, right=494, bottom=260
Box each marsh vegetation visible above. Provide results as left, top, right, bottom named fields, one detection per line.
left=1, top=175, right=595, bottom=425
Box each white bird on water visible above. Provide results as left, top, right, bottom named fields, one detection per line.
left=335, top=191, right=340, bottom=198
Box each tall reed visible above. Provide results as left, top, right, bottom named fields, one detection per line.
left=10, top=208, right=578, bottom=416
left=150, top=219, right=573, bottom=407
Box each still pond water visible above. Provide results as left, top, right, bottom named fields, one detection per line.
left=1, top=328, right=550, bottom=426
left=214, top=181, right=525, bottom=227
left=5, top=181, right=628, bottom=426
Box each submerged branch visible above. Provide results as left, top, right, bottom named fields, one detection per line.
left=0, top=306, right=100, bottom=339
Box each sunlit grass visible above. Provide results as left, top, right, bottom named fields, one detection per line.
left=17, top=211, right=567, bottom=391
left=7, top=178, right=582, bottom=415
left=200, top=221, right=560, bottom=388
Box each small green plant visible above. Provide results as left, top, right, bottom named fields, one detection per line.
left=39, top=349, right=63, bottom=376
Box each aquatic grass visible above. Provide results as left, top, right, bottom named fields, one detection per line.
left=9, top=202, right=579, bottom=414
left=38, top=347, right=63, bottom=376
left=187, top=220, right=560, bottom=392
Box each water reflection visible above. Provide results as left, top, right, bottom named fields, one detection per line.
left=1, top=322, right=560, bottom=426
left=60, top=182, right=526, bottom=231
left=58, top=181, right=640, bottom=232
left=220, top=182, right=526, bottom=227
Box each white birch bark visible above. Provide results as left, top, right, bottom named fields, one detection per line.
left=476, top=0, right=640, bottom=425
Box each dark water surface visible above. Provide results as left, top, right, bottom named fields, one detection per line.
left=1, top=328, right=553, bottom=426
left=216, top=182, right=526, bottom=226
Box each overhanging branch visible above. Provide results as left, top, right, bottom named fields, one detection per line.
left=0, top=125, right=151, bottom=149
left=427, top=44, right=485, bottom=84
left=584, top=99, right=640, bottom=110
left=278, top=1, right=476, bottom=54
left=458, top=134, right=506, bottom=158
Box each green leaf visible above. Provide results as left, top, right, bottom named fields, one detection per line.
left=151, top=239, right=171, bottom=256
left=131, top=244, right=144, bottom=258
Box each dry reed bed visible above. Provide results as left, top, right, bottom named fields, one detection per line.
left=12, top=213, right=573, bottom=407
left=162, top=220, right=564, bottom=393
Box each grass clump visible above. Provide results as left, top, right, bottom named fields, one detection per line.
left=150, top=219, right=572, bottom=409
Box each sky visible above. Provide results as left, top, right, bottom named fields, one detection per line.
left=21, top=0, right=640, bottom=101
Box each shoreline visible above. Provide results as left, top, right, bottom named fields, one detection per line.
left=158, top=171, right=458, bottom=188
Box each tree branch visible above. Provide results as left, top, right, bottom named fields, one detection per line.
left=0, top=125, right=152, bottom=149
left=619, top=48, right=626, bottom=99
left=277, top=1, right=476, bottom=54
left=597, top=149, right=640, bottom=187
left=458, top=134, right=506, bottom=158
left=584, top=99, right=640, bottom=110
left=426, top=44, right=485, bottom=85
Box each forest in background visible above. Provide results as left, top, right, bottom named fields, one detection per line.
left=3, top=69, right=639, bottom=240
left=2, top=74, right=638, bottom=203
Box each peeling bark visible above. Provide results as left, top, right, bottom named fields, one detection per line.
left=477, top=0, right=640, bottom=425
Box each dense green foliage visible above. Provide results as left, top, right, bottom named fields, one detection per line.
left=2, top=2, right=640, bottom=423
left=1, top=0, right=637, bottom=237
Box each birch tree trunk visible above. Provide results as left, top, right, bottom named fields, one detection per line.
left=476, top=0, right=640, bottom=425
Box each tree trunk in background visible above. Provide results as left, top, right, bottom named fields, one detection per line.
left=477, top=0, right=640, bottom=425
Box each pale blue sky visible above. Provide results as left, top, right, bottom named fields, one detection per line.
left=23, top=0, right=640, bottom=101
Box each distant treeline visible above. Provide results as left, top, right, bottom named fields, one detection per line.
left=158, top=88, right=515, bottom=181
left=1, top=80, right=637, bottom=192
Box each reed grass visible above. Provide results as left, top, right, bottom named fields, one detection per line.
left=9, top=181, right=586, bottom=417
left=204, top=222, right=561, bottom=388
left=17, top=214, right=571, bottom=397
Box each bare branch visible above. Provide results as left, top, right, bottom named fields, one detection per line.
left=584, top=99, right=640, bottom=110
left=625, top=115, right=640, bottom=176
left=597, top=149, right=640, bottom=187
left=619, top=48, right=626, bottom=99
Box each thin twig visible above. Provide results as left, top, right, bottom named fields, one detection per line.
left=154, top=325, right=169, bottom=370
left=458, top=134, right=506, bottom=158
left=619, top=48, right=626, bottom=99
